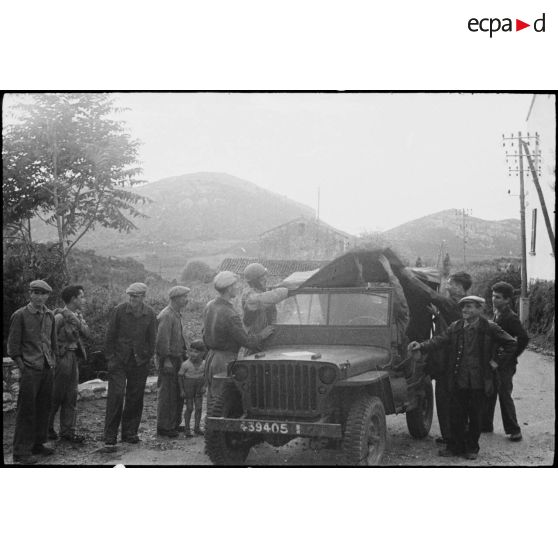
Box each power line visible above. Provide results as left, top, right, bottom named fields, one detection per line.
left=502, top=131, right=544, bottom=324
left=455, top=208, right=472, bottom=266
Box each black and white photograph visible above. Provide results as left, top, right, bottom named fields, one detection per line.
left=1, top=2, right=557, bottom=557
left=2, top=91, right=555, bottom=467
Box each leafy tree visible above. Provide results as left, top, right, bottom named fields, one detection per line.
left=2, top=93, right=148, bottom=277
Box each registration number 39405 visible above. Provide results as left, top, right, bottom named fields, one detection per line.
left=239, top=421, right=289, bottom=434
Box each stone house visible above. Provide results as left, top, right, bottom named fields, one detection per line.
left=258, top=217, right=356, bottom=261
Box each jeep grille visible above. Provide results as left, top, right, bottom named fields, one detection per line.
left=247, top=363, right=318, bottom=415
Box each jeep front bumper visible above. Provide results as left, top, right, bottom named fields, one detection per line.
left=206, top=417, right=343, bottom=439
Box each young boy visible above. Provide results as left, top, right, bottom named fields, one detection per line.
left=482, top=281, right=529, bottom=440
left=49, top=284, right=90, bottom=444
left=178, top=340, right=207, bottom=437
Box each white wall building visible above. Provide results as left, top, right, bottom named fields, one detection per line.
left=525, top=94, right=555, bottom=282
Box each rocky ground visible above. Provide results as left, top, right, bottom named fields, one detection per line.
left=2, top=349, right=555, bottom=466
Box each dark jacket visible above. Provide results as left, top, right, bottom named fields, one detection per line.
left=203, top=297, right=263, bottom=353
left=419, top=316, right=517, bottom=395
left=105, top=302, right=157, bottom=366
left=7, top=304, right=57, bottom=369
left=493, top=307, right=529, bottom=366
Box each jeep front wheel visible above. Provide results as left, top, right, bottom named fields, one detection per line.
left=205, top=384, right=252, bottom=465
left=343, top=395, right=386, bottom=466
left=405, top=376, right=434, bottom=439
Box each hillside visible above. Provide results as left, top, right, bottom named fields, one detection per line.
left=383, top=209, right=521, bottom=264
left=29, top=175, right=521, bottom=278
left=30, top=172, right=315, bottom=276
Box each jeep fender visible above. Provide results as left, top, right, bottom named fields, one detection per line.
left=336, top=370, right=396, bottom=414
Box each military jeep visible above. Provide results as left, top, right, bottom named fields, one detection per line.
left=205, top=250, right=439, bottom=466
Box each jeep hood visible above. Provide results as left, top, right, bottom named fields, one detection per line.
left=239, top=345, right=391, bottom=377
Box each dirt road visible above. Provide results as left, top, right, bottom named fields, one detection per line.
left=2, top=349, right=554, bottom=466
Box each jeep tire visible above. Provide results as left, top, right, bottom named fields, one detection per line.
left=205, top=384, right=252, bottom=465
left=343, top=394, right=386, bottom=466
left=405, top=376, right=434, bottom=439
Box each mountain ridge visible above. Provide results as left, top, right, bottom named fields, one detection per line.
left=383, top=208, right=521, bottom=263
left=28, top=173, right=521, bottom=275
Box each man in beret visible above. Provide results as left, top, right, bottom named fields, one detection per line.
left=203, top=271, right=274, bottom=408
left=7, top=280, right=57, bottom=464
left=482, top=281, right=529, bottom=441
left=408, top=296, right=517, bottom=460
left=239, top=263, right=289, bottom=357
left=156, top=286, right=190, bottom=437
left=103, top=282, right=157, bottom=449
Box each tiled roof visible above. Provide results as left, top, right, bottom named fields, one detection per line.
left=219, top=257, right=329, bottom=277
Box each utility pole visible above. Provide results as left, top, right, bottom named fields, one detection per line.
left=521, top=139, right=554, bottom=256
left=315, top=187, right=321, bottom=259
left=436, top=239, right=446, bottom=268
left=455, top=209, right=471, bottom=266
left=502, top=131, right=542, bottom=324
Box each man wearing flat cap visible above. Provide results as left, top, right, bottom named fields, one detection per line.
left=408, top=295, right=517, bottom=460
left=155, top=285, right=190, bottom=437
left=103, top=282, right=157, bottom=449
left=7, top=280, right=57, bottom=464
left=398, top=269, right=473, bottom=446
left=203, top=271, right=274, bottom=408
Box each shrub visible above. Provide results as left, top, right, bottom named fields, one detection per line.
left=180, top=260, right=213, bottom=283
left=528, top=280, right=555, bottom=339
left=470, top=269, right=522, bottom=314
left=468, top=263, right=554, bottom=344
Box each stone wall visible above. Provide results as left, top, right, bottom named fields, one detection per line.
left=3, top=358, right=20, bottom=412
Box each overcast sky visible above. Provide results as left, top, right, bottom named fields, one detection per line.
left=5, top=92, right=548, bottom=234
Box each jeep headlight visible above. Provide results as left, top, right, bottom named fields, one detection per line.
left=318, top=366, right=336, bottom=384
left=233, top=364, right=249, bottom=382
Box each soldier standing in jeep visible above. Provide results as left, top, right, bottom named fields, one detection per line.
left=239, top=262, right=289, bottom=357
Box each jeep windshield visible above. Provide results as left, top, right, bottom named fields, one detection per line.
left=276, top=291, right=389, bottom=326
